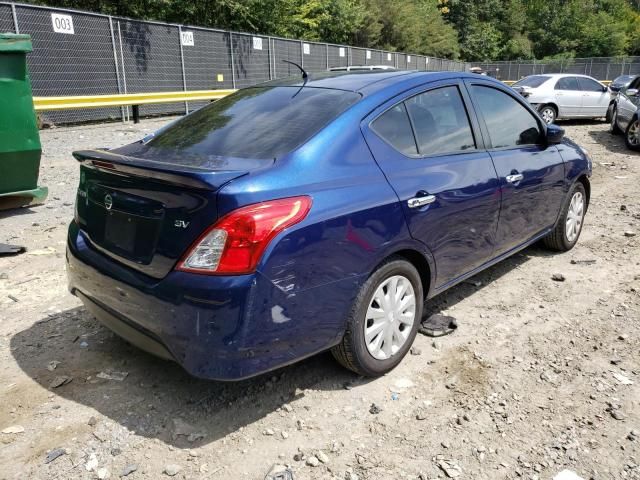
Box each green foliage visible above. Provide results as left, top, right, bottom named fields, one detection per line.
left=29, top=0, right=640, bottom=60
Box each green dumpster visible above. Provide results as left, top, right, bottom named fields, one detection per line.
left=0, top=33, right=47, bottom=209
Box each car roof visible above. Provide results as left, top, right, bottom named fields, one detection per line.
left=256, top=70, right=487, bottom=96
left=524, top=73, right=600, bottom=80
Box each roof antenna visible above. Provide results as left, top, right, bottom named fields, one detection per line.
left=282, top=59, right=308, bottom=79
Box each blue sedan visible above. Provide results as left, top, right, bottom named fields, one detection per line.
left=66, top=71, right=592, bottom=380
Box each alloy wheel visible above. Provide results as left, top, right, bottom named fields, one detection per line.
left=565, top=191, right=584, bottom=243
left=628, top=120, right=640, bottom=147
left=540, top=107, right=555, bottom=124
left=364, top=275, right=416, bottom=361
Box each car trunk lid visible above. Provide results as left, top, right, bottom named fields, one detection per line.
left=73, top=149, right=269, bottom=278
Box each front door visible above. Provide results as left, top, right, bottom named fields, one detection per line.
left=578, top=77, right=609, bottom=117
left=362, top=81, right=501, bottom=289
left=465, top=81, right=566, bottom=256
left=553, top=76, right=582, bottom=117
left=617, top=76, right=640, bottom=129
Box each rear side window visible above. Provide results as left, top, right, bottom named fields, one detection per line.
left=513, top=75, right=551, bottom=88
left=142, top=87, right=360, bottom=161
left=471, top=85, right=542, bottom=148
left=405, top=86, right=475, bottom=155
left=555, top=77, right=580, bottom=91
left=578, top=77, right=604, bottom=92
left=371, top=104, right=418, bottom=155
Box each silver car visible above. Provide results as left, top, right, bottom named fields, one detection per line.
left=610, top=75, right=640, bottom=151
left=512, top=74, right=609, bottom=124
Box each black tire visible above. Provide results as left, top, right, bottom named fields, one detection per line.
left=605, top=103, right=613, bottom=123
left=610, top=105, right=621, bottom=134
left=542, top=182, right=587, bottom=252
left=624, top=117, right=640, bottom=151
left=332, top=257, right=423, bottom=377
left=538, top=104, right=557, bottom=124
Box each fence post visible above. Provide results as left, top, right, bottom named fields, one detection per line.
left=299, top=39, right=304, bottom=68
left=605, top=61, right=610, bottom=81
left=11, top=3, right=19, bottom=33
left=108, top=17, right=125, bottom=123
left=325, top=43, right=329, bottom=70
left=268, top=37, right=273, bottom=80
left=229, top=32, right=236, bottom=88
left=116, top=21, right=129, bottom=122
left=178, top=25, right=188, bottom=114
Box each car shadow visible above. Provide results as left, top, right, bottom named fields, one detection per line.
left=423, top=244, right=545, bottom=316
left=586, top=125, right=639, bottom=155
left=9, top=244, right=547, bottom=448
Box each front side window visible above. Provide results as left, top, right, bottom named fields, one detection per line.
left=555, top=77, right=580, bottom=91
left=471, top=85, right=542, bottom=149
left=405, top=86, right=475, bottom=155
left=371, top=104, right=418, bottom=155
left=578, top=77, right=605, bottom=92
left=627, top=77, right=640, bottom=90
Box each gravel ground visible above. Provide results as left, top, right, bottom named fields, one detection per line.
left=0, top=118, right=638, bottom=480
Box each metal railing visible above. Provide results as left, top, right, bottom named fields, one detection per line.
left=32, top=89, right=236, bottom=123
left=0, top=1, right=470, bottom=125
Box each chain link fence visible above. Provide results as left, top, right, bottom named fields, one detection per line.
left=1, top=1, right=469, bottom=125
left=473, top=57, right=640, bottom=82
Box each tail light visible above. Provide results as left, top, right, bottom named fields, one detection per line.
left=177, top=196, right=312, bottom=275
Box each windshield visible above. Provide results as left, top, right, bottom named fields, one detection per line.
left=123, top=86, right=361, bottom=163
left=612, top=75, right=634, bottom=85
left=513, top=75, right=551, bottom=88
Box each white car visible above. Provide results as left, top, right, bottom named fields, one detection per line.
left=512, top=74, right=609, bottom=124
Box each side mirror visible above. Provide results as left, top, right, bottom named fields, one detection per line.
left=546, top=124, right=565, bottom=144
left=603, top=85, right=608, bottom=93
left=626, top=88, right=639, bottom=97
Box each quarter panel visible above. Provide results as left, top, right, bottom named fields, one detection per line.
left=216, top=111, right=417, bottom=293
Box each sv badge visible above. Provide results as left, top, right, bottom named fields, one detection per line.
left=174, top=220, right=190, bottom=229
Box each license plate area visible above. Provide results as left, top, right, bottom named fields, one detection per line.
left=104, top=212, right=136, bottom=255
left=100, top=210, right=161, bottom=264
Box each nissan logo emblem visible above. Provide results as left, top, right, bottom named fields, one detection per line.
left=104, top=194, right=113, bottom=210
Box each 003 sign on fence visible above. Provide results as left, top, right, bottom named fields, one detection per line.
left=51, top=13, right=74, bottom=34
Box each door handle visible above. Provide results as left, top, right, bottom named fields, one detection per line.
left=505, top=173, right=524, bottom=184
left=407, top=194, right=436, bottom=208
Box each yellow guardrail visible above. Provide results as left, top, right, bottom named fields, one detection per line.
left=33, top=89, right=236, bottom=111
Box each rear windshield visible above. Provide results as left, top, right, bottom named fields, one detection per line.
left=136, top=86, right=360, bottom=162
left=513, top=75, right=551, bottom=88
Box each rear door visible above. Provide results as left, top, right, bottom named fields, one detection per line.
left=578, top=77, right=609, bottom=117
left=553, top=76, right=582, bottom=117
left=465, top=80, right=566, bottom=256
left=362, top=80, right=501, bottom=289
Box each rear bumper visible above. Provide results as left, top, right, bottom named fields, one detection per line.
left=66, top=221, right=359, bottom=380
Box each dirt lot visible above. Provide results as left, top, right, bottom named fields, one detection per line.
left=0, top=118, right=638, bottom=480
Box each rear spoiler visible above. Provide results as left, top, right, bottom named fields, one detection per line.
left=73, top=150, right=250, bottom=191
